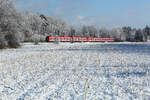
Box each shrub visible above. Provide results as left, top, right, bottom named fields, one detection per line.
left=5, top=34, right=20, bottom=48
left=28, top=34, right=45, bottom=43
left=0, top=40, right=6, bottom=49
left=0, top=34, right=7, bottom=49
left=34, top=41, right=39, bottom=45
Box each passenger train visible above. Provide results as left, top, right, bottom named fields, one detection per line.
left=46, top=36, right=115, bottom=42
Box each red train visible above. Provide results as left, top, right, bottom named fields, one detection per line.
left=46, top=36, right=115, bottom=42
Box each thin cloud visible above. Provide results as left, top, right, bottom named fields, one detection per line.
left=13, top=0, right=150, bottom=28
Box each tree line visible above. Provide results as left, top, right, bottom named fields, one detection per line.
left=0, top=0, right=150, bottom=49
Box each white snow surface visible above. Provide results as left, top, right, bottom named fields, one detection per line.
left=0, top=42, right=150, bottom=100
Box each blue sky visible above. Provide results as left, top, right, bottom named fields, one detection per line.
left=13, top=0, right=150, bottom=28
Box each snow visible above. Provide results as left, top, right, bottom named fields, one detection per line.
left=0, top=42, right=150, bottom=100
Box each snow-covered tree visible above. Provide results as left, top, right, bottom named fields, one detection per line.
left=0, top=0, right=21, bottom=48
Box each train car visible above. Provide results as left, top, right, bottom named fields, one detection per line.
left=46, top=36, right=115, bottom=42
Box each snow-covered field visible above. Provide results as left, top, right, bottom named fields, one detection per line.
left=0, top=42, right=150, bottom=100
